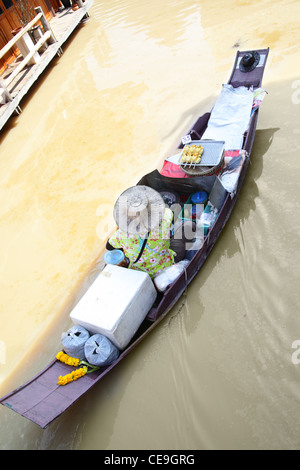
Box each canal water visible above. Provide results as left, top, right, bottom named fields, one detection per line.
left=0, top=0, right=300, bottom=450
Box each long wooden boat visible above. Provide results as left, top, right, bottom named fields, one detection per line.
left=0, top=48, right=269, bottom=428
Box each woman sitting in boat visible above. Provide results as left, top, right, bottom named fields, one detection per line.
left=106, top=185, right=193, bottom=279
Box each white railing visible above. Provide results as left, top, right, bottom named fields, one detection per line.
left=0, top=7, right=57, bottom=104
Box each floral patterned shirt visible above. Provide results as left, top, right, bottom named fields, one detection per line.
left=108, top=208, right=176, bottom=278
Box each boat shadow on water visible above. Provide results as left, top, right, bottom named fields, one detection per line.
left=207, top=125, right=279, bottom=269
left=231, top=127, right=279, bottom=213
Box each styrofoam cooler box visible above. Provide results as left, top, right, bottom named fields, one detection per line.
left=70, top=264, right=157, bottom=350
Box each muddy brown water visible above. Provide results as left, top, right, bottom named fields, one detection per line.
left=0, top=0, right=300, bottom=450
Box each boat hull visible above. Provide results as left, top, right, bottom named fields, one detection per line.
left=0, top=48, right=269, bottom=428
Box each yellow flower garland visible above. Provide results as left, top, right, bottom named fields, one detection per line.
left=56, top=351, right=80, bottom=367
left=56, top=351, right=100, bottom=386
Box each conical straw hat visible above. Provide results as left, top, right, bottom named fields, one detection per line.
left=113, top=186, right=165, bottom=234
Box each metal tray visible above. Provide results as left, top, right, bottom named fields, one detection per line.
left=180, top=140, right=225, bottom=168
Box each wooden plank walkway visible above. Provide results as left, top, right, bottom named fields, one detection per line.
left=0, top=0, right=94, bottom=132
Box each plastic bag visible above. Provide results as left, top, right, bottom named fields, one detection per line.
left=198, top=201, right=218, bottom=234
left=251, top=88, right=267, bottom=115
left=84, top=334, right=119, bottom=367
left=61, top=325, right=90, bottom=361
left=154, top=260, right=189, bottom=292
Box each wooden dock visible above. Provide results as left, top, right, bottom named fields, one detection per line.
left=0, top=0, right=94, bottom=132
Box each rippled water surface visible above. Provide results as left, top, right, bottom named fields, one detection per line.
left=0, top=0, right=300, bottom=450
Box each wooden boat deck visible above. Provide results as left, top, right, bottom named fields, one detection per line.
left=0, top=0, right=94, bottom=132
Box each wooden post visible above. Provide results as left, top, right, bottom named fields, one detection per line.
left=5, top=31, right=52, bottom=87
left=13, top=105, right=22, bottom=115
left=76, top=0, right=89, bottom=18
left=34, top=7, right=57, bottom=45
left=17, top=31, right=41, bottom=65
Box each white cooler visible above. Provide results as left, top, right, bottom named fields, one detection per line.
left=70, top=264, right=157, bottom=350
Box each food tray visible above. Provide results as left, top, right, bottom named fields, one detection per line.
left=180, top=140, right=225, bottom=167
